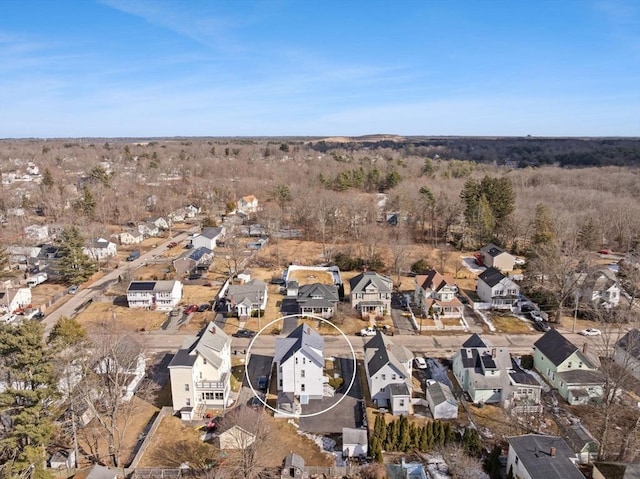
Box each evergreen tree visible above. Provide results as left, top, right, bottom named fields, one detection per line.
left=0, top=245, right=11, bottom=279
left=462, top=428, right=482, bottom=455
left=41, top=168, right=54, bottom=190
left=460, top=177, right=480, bottom=225
left=532, top=203, right=556, bottom=248
left=577, top=217, right=600, bottom=250
left=419, top=425, right=428, bottom=451
left=398, top=415, right=410, bottom=452
left=477, top=194, right=496, bottom=243
left=48, top=316, right=87, bottom=349
left=0, top=320, right=58, bottom=478
left=443, top=421, right=455, bottom=445
left=57, top=226, right=97, bottom=284
left=484, top=445, right=503, bottom=479
left=426, top=421, right=435, bottom=449
left=75, top=184, right=96, bottom=219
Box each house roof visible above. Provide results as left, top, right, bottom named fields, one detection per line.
left=416, top=269, right=456, bottom=293
left=509, top=359, right=541, bottom=387
left=507, top=434, right=584, bottom=479
left=462, top=333, right=489, bottom=348
left=343, top=427, right=367, bottom=445
left=176, top=246, right=212, bottom=262
left=481, top=243, right=507, bottom=257
left=616, top=329, right=640, bottom=360
left=227, top=279, right=266, bottom=306
left=86, top=237, right=113, bottom=249
left=578, top=268, right=619, bottom=292
left=534, top=329, right=594, bottom=368
left=564, top=422, right=600, bottom=454
left=478, top=267, right=506, bottom=287
left=364, top=331, right=413, bottom=377
left=556, top=369, right=604, bottom=385
left=274, top=324, right=324, bottom=367
left=349, top=271, right=392, bottom=295
left=389, top=382, right=410, bottom=396
left=82, top=464, right=117, bottom=479
left=167, top=348, right=197, bottom=368
left=427, top=381, right=457, bottom=407
left=297, top=283, right=339, bottom=308
left=200, top=227, right=224, bottom=239
left=241, top=195, right=257, bottom=203
left=127, top=280, right=181, bottom=293
left=169, top=323, right=230, bottom=369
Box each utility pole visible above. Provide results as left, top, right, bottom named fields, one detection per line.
left=572, top=290, right=580, bottom=333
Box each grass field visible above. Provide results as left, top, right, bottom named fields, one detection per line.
left=75, top=301, right=167, bottom=332
left=491, top=315, right=533, bottom=334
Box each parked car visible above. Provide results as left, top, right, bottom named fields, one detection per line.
left=514, top=257, right=526, bottom=265
left=269, top=277, right=286, bottom=285
left=188, top=272, right=202, bottom=280
left=233, top=329, right=256, bottom=338
left=520, top=303, right=535, bottom=313
left=126, top=250, right=140, bottom=261
left=169, top=309, right=181, bottom=317
left=257, top=376, right=268, bottom=390
left=249, top=395, right=263, bottom=410
left=184, top=304, right=199, bottom=314
left=580, top=328, right=602, bottom=336
left=185, top=243, right=194, bottom=249
left=197, top=303, right=211, bottom=312
left=598, top=249, right=612, bottom=255
left=67, top=285, right=79, bottom=295
left=32, top=311, right=45, bottom=320
left=167, top=242, right=178, bottom=248
left=529, top=310, right=543, bottom=322
left=360, top=326, right=378, bottom=337
left=533, top=321, right=551, bottom=332
left=414, top=357, right=427, bottom=369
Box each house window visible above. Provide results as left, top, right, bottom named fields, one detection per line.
left=303, top=357, right=306, bottom=365
left=203, top=358, right=207, bottom=365
left=300, top=370, right=306, bottom=378
left=579, top=362, right=583, bottom=368
left=199, top=372, right=202, bottom=379
left=184, top=384, right=190, bottom=391
left=279, top=379, right=283, bottom=387
left=295, top=357, right=298, bottom=364
left=381, top=374, right=386, bottom=381
left=568, top=362, right=572, bottom=369
left=301, top=384, right=305, bottom=392
left=399, top=399, right=405, bottom=407
left=215, top=392, right=223, bottom=400
left=515, top=456, right=519, bottom=465
left=391, top=374, right=396, bottom=380
left=186, top=398, right=190, bottom=406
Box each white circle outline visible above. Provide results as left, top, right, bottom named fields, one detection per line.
left=243, top=313, right=357, bottom=418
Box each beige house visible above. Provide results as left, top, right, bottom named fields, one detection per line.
left=480, top=243, right=516, bottom=271
left=349, top=271, right=393, bottom=316
left=414, top=269, right=463, bottom=318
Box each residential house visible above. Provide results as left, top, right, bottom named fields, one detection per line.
left=593, top=462, right=640, bottom=479
left=8, top=245, right=41, bottom=270
left=0, top=287, right=32, bottom=314
left=613, top=329, right=640, bottom=381
left=533, top=329, right=604, bottom=405
left=184, top=204, right=200, bottom=218
left=476, top=267, right=520, bottom=310
left=173, top=247, right=213, bottom=277
left=168, top=323, right=231, bottom=420
left=506, top=434, right=584, bottom=479
left=95, top=337, right=146, bottom=402
left=364, top=331, right=413, bottom=413
left=574, top=268, right=621, bottom=309
left=192, top=227, right=225, bottom=250
left=286, top=282, right=339, bottom=319
left=147, top=216, right=170, bottom=230
left=414, top=269, right=463, bottom=318
left=118, top=229, right=144, bottom=245
left=126, top=280, right=183, bottom=311
left=226, top=279, right=267, bottom=318
left=35, top=244, right=61, bottom=271
left=452, top=334, right=541, bottom=408
left=24, top=224, right=49, bottom=242
left=349, top=271, right=393, bottom=316
left=342, top=427, right=368, bottom=458
left=425, top=381, right=458, bottom=419
left=138, top=222, right=160, bottom=237
left=480, top=243, right=516, bottom=271
left=274, top=324, right=324, bottom=403
left=49, top=449, right=76, bottom=470
left=216, top=425, right=256, bottom=450
left=564, top=422, right=600, bottom=463
left=83, top=238, right=117, bottom=260
left=237, top=195, right=259, bottom=215
left=281, top=453, right=306, bottom=479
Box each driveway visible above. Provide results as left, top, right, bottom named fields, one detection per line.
left=298, top=355, right=364, bottom=434
left=390, top=306, right=415, bottom=335
left=236, top=353, right=273, bottom=408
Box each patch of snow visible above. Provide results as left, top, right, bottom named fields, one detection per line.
left=461, top=257, right=486, bottom=274
left=475, top=310, right=496, bottom=332
left=297, top=431, right=337, bottom=462
left=426, top=358, right=453, bottom=388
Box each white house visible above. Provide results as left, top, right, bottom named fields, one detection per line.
left=237, top=195, right=259, bottom=215
left=342, top=428, right=368, bottom=458
left=83, top=238, right=117, bottom=260
left=118, top=229, right=144, bottom=245
left=226, top=279, right=267, bottom=318
left=349, top=271, right=393, bottom=317
left=168, top=323, right=231, bottom=420
left=0, top=287, right=32, bottom=314
left=147, top=216, right=170, bottom=230
left=506, top=434, right=584, bottom=479
left=24, top=224, right=49, bottom=242
left=274, top=324, right=324, bottom=403
left=613, top=329, right=640, bottom=381
left=533, top=329, right=603, bottom=405
left=363, top=331, right=413, bottom=414
left=138, top=222, right=160, bottom=237
left=476, top=267, right=520, bottom=310
left=426, top=381, right=458, bottom=419
left=414, top=269, right=463, bottom=318
left=126, top=280, right=183, bottom=311
left=574, top=268, right=621, bottom=309
left=192, top=227, right=225, bottom=251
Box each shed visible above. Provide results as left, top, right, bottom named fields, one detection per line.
left=426, top=381, right=458, bottom=419
left=342, top=427, right=368, bottom=457
left=217, top=425, right=256, bottom=450
left=49, top=449, right=76, bottom=469
left=281, top=452, right=306, bottom=479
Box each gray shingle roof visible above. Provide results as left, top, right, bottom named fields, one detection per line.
left=507, top=434, right=584, bottom=479
left=343, top=427, right=368, bottom=446
left=349, top=271, right=392, bottom=295
left=534, top=329, right=579, bottom=367
left=364, top=331, right=412, bottom=377
left=617, top=329, right=640, bottom=360
left=478, top=267, right=506, bottom=287
left=427, top=381, right=457, bottom=406
left=200, top=227, right=224, bottom=239
left=274, top=324, right=324, bottom=367
left=169, top=324, right=230, bottom=370
left=389, top=382, right=410, bottom=396
left=463, top=333, right=489, bottom=348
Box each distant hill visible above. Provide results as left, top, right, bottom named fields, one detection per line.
left=309, top=136, right=640, bottom=168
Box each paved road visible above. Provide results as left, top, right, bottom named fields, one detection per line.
left=40, top=226, right=200, bottom=334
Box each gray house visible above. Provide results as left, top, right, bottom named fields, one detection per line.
left=288, top=282, right=340, bottom=319
left=506, top=434, right=584, bottom=479
left=613, top=329, right=640, bottom=381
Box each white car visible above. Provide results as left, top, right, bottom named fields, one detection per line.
left=414, top=357, right=427, bottom=369
left=530, top=310, right=543, bottom=322
left=580, top=328, right=602, bottom=336
left=514, top=257, right=526, bottom=265
left=360, top=327, right=378, bottom=337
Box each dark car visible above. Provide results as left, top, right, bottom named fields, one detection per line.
left=533, top=321, right=551, bottom=332
left=197, top=303, right=211, bottom=312
left=249, top=396, right=264, bottom=410
left=232, top=329, right=256, bottom=338
left=257, top=376, right=268, bottom=390
left=33, top=311, right=45, bottom=320
left=520, top=303, right=535, bottom=313
left=188, top=272, right=202, bottom=280
left=269, top=277, right=286, bottom=285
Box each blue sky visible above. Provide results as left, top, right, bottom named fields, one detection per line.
left=1, top=0, right=639, bottom=137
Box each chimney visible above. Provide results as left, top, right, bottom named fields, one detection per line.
left=491, top=348, right=496, bottom=358
left=550, top=447, right=556, bottom=457
left=582, top=343, right=588, bottom=354
left=211, top=325, right=216, bottom=334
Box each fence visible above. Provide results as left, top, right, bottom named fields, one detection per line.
left=127, top=407, right=173, bottom=470
left=303, top=465, right=362, bottom=477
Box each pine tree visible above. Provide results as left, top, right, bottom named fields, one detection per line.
left=0, top=245, right=11, bottom=279
left=419, top=425, right=428, bottom=451
left=75, top=184, right=96, bottom=219
left=426, top=421, right=434, bottom=449
left=398, top=415, right=410, bottom=452
left=0, top=320, right=58, bottom=478
left=532, top=203, right=556, bottom=248
left=484, top=445, right=502, bottom=479
left=57, top=226, right=97, bottom=284
left=41, top=168, right=54, bottom=189
left=462, top=428, right=482, bottom=455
